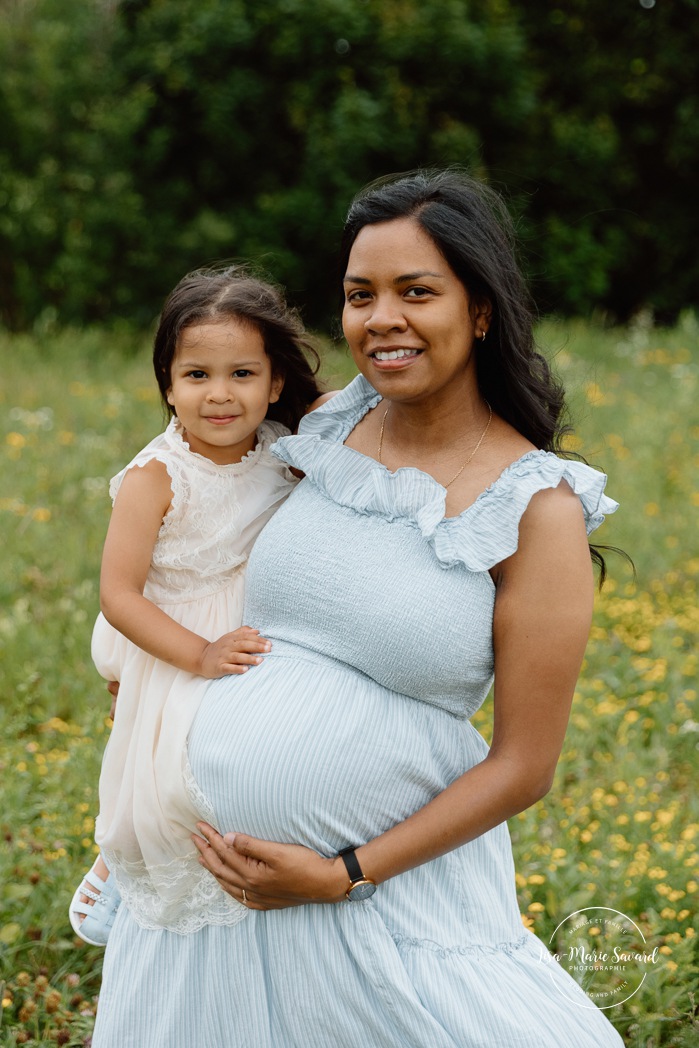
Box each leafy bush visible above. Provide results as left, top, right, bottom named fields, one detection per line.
left=0, top=0, right=698, bottom=331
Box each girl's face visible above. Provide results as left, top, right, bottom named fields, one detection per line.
left=167, top=318, right=284, bottom=464
left=342, top=216, right=490, bottom=407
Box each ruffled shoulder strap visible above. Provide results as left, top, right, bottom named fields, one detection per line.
left=273, top=394, right=618, bottom=571
left=434, top=451, right=619, bottom=571
left=297, top=374, right=381, bottom=442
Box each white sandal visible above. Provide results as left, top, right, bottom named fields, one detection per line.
left=69, top=859, right=122, bottom=946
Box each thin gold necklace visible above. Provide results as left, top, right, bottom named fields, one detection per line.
left=377, top=401, right=493, bottom=488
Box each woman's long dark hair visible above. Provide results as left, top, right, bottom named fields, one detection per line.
left=153, top=266, right=322, bottom=432
left=339, top=169, right=568, bottom=451
left=339, top=170, right=620, bottom=579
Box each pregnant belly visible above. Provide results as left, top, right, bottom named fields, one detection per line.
left=187, top=640, right=488, bottom=854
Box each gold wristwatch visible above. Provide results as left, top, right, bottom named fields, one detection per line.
left=338, top=847, right=377, bottom=901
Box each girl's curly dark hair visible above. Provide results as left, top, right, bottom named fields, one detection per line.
left=153, top=266, right=322, bottom=432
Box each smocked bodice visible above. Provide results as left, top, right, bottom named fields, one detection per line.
left=241, top=376, right=617, bottom=717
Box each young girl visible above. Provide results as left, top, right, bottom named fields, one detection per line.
left=69, top=267, right=322, bottom=944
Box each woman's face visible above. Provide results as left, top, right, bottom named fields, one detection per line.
left=342, top=216, right=489, bottom=406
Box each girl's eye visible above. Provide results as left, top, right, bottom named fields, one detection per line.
left=232, top=369, right=253, bottom=378
left=187, top=370, right=207, bottom=379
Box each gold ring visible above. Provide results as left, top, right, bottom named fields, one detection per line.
left=242, top=889, right=247, bottom=904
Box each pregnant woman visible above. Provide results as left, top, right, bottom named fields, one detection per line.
left=92, top=171, right=623, bottom=1047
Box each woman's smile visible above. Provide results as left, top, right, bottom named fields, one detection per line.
left=368, top=346, right=424, bottom=369
left=342, top=216, right=488, bottom=403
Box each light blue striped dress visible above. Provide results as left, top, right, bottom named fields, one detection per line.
left=93, top=376, right=623, bottom=1047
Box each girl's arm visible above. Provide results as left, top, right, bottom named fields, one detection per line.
left=194, top=482, right=594, bottom=905
left=100, top=460, right=269, bottom=678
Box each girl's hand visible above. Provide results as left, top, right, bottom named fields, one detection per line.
left=192, top=823, right=347, bottom=909
left=198, top=627, right=271, bottom=679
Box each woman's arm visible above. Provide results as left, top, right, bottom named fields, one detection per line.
left=194, top=482, right=594, bottom=905
left=352, top=481, right=594, bottom=880
left=101, top=460, right=270, bottom=678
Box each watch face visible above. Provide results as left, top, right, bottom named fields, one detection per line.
left=347, top=880, right=377, bottom=902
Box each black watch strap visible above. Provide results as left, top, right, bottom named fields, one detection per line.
left=339, top=847, right=364, bottom=883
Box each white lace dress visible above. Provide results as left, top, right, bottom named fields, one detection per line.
left=92, top=416, right=296, bottom=933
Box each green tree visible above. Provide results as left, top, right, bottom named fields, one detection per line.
left=105, top=0, right=535, bottom=325
left=0, top=0, right=153, bottom=328
left=515, top=0, right=699, bottom=319
left=1, top=0, right=697, bottom=329
left=0, top=0, right=535, bottom=328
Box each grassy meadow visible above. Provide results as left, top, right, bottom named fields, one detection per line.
left=1, top=316, right=698, bottom=1045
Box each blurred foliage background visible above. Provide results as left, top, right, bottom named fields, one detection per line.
left=1, top=0, right=698, bottom=333
left=2, top=3, right=699, bottom=1043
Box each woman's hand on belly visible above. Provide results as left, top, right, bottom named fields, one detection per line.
left=192, top=822, right=347, bottom=909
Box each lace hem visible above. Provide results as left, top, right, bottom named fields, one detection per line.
left=101, top=756, right=246, bottom=935
left=102, top=847, right=248, bottom=935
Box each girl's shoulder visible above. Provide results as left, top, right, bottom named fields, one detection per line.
left=108, top=425, right=176, bottom=505
left=108, top=455, right=174, bottom=519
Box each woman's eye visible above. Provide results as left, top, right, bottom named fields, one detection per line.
left=346, top=289, right=371, bottom=304
left=404, top=286, right=432, bottom=298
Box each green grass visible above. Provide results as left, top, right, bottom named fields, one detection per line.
left=1, top=319, right=698, bottom=1045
